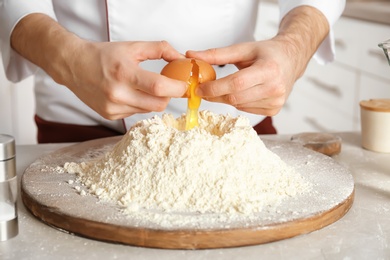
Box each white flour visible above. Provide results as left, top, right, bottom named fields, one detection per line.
left=65, top=111, right=310, bottom=217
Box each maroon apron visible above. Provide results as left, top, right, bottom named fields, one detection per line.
left=35, top=115, right=276, bottom=143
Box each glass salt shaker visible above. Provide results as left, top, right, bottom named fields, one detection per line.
left=0, top=134, right=18, bottom=241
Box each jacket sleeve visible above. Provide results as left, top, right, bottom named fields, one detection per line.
left=278, top=0, right=346, bottom=64
left=0, top=0, right=57, bottom=82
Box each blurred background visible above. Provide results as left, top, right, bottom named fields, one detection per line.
left=1, top=0, right=389, bottom=144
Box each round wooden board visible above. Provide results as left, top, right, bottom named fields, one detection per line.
left=21, top=137, right=354, bottom=249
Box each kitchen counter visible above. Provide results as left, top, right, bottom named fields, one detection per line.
left=1, top=132, right=390, bottom=259
left=343, top=1, right=390, bottom=25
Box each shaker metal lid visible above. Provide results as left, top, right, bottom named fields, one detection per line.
left=360, top=99, right=390, bottom=113
left=0, top=134, right=16, bottom=160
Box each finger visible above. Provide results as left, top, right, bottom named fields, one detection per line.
left=228, top=84, right=286, bottom=107
left=204, top=94, right=283, bottom=110
left=197, top=66, right=264, bottom=98
left=186, top=43, right=252, bottom=66
left=101, top=107, right=151, bottom=120
left=137, top=41, right=185, bottom=62
left=235, top=96, right=285, bottom=110
left=127, top=89, right=171, bottom=112
left=236, top=106, right=281, bottom=117
left=132, top=69, right=188, bottom=98
left=101, top=83, right=172, bottom=114
left=202, top=82, right=286, bottom=113
left=95, top=96, right=152, bottom=120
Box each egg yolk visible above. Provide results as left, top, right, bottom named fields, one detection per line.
left=185, top=59, right=200, bottom=130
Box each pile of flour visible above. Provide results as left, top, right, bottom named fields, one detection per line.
left=65, top=111, right=310, bottom=216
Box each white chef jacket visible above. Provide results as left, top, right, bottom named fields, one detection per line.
left=0, top=0, right=345, bottom=133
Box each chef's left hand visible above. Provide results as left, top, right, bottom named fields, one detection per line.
left=186, top=5, right=330, bottom=116
left=186, top=39, right=299, bottom=116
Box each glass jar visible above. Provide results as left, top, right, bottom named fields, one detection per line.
left=378, top=39, right=390, bottom=66
left=0, top=134, right=18, bottom=241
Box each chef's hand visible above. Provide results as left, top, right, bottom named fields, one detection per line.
left=60, top=40, right=187, bottom=119
left=186, top=6, right=330, bottom=116
left=187, top=40, right=296, bottom=116
left=11, top=14, right=187, bottom=120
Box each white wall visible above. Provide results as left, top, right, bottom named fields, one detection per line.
left=0, top=57, right=37, bottom=145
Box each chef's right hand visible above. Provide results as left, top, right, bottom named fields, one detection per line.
left=11, top=14, right=187, bottom=120
left=62, top=40, right=187, bottom=119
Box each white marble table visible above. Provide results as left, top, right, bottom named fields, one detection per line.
left=1, top=132, right=389, bottom=260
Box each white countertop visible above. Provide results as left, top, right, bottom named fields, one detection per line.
left=1, top=132, right=390, bottom=260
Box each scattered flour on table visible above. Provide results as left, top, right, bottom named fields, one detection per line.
left=64, top=111, right=311, bottom=218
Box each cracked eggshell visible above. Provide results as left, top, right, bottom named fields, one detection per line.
left=160, top=58, right=216, bottom=83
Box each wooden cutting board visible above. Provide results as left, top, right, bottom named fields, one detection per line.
left=21, top=137, right=354, bottom=249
